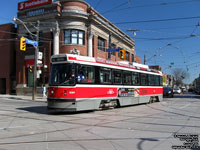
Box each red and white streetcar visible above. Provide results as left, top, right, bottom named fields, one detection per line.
left=47, top=54, right=163, bottom=112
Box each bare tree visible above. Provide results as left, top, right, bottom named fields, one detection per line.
left=171, top=68, right=189, bottom=86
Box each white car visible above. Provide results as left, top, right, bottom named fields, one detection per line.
left=173, top=88, right=182, bottom=94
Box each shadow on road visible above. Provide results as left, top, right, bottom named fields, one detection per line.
left=17, top=106, right=48, bottom=115
left=17, top=106, right=95, bottom=115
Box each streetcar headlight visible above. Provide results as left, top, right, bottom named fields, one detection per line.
left=168, top=91, right=171, bottom=93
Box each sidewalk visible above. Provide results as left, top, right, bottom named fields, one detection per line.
left=0, top=94, right=47, bottom=102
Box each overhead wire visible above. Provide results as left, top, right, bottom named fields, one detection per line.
left=102, top=0, right=200, bottom=14
left=113, top=16, right=200, bottom=25
left=101, top=1, right=129, bottom=15
left=94, top=0, right=103, bottom=9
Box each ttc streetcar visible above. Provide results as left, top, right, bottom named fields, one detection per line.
left=47, top=54, right=163, bottom=112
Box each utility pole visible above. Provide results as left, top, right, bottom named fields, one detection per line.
left=144, top=54, right=146, bottom=64
left=32, top=20, right=40, bottom=101
left=13, top=17, right=40, bottom=101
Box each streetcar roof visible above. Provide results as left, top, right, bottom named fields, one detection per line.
left=51, top=54, right=162, bottom=76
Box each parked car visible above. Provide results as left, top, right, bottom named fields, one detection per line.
left=195, top=88, right=200, bottom=95
left=173, top=88, right=182, bottom=94
left=163, top=87, right=174, bottom=97
left=188, top=88, right=194, bottom=92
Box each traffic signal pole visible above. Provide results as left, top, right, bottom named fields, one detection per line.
left=13, top=17, right=40, bottom=101
left=32, top=20, right=40, bottom=101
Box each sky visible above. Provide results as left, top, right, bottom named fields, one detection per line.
left=0, top=0, right=200, bottom=84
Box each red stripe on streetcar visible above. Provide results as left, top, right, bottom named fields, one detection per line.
left=48, top=87, right=118, bottom=99
left=139, top=88, right=163, bottom=96
left=48, top=87, right=163, bottom=99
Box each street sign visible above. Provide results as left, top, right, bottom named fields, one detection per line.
left=37, top=52, right=43, bottom=60
left=26, top=39, right=38, bottom=46
left=37, top=60, right=42, bottom=64
left=106, top=48, right=120, bottom=52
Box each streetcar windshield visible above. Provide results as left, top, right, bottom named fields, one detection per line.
left=49, top=64, right=75, bottom=86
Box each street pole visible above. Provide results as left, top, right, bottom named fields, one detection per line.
left=13, top=17, right=40, bottom=101
left=32, top=20, right=40, bottom=101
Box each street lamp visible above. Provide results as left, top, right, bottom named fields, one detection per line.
left=127, top=29, right=139, bottom=37
left=13, top=17, right=40, bottom=101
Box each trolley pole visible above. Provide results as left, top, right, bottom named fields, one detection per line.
left=32, top=20, right=40, bottom=101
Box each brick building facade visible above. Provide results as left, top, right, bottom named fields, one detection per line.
left=0, top=24, right=16, bottom=94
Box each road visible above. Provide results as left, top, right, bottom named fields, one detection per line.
left=0, top=93, right=199, bottom=150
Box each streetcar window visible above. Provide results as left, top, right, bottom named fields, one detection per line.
left=132, top=72, right=139, bottom=85
left=123, top=71, right=132, bottom=85
left=148, top=75, right=155, bottom=86
left=49, top=64, right=75, bottom=86
left=159, top=76, right=163, bottom=86
left=113, top=70, right=122, bottom=84
left=77, top=65, right=95, bottom=83
left=141, top=73, right=148, bottom=86
left=100, top=68, right=112, bottom=84
left=155, top=76, right=160, bottom=86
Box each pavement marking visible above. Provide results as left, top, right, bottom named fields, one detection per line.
left=179, top=103, right=191, bottom=109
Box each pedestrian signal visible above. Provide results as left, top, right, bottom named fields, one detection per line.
left=119, top=49, right=126, bottom=60
left=20, top=37, right=26, bottom=51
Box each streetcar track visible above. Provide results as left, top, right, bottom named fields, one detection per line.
left=0, top=96, right=200, bottom=147
left=0, top=137, right=161, bottom=146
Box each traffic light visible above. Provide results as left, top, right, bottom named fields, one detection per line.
left=20, top=37, right=26, bottom=51
left=119, top=49, right=126, bottom=60
left=28, top=66, right=33, bottom=73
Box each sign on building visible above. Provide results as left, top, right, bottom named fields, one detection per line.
left=18, top=0, right=52, bottom=11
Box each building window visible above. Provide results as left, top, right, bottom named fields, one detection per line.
left=131, top=54, right=135, bottom=62
left=64, top=29, right=85, bottom=45
left=98, top=37, right=106, bottom=51
left=126, top=51, right=130, bottom=61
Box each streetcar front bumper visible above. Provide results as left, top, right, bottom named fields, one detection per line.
left=47, top=98, right=77, bottom=112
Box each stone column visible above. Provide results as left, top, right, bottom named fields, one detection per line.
left=53, top=21, right=60, bottom=55
left=88, top=26, right=94, bottom=57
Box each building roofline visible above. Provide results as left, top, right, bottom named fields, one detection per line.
left=58, top=0, right=134, bottom=45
